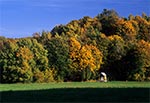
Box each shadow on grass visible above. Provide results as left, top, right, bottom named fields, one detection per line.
left=1, top=88, right=149, bottom=103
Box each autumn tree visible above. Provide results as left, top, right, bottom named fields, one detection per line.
left=16, top=38, right=49, bottom=82
left=134, top=16, right=150, bottom=42
left=15, top=47, right=34, bottom=82
left=116, top=19, right=137, bottom=40
left=126, top=40, right=150, bottom=81
left=69, top=37, right=103, bottom=81
left=1, top=9, right=150, bottom=83
left=17, top=38, right=49, bottom=71
left=0, top=39, right=34, bottom=83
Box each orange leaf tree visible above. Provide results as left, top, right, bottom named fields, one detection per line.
left=69, top=37, right=103, bottom=81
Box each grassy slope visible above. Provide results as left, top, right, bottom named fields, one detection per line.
left=0, top=81, right=150, bottom=102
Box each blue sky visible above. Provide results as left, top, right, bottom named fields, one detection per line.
left=0, top=0, right=150, bottom=38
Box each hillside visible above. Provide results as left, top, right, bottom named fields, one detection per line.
left=0, top=9, right=150, bottom=83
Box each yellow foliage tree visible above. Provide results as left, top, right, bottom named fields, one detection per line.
left=134, top=16, right=150, bottom=42
left=69, top=37, right=103, bottom=80
left=116, top=19, right=137, bottom=40
left=16, top=47, right=34, bottom=82
left=128, top=40, right=150, bottom=81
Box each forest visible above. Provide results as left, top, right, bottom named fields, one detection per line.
left=0, top=9, right=150, bottom=83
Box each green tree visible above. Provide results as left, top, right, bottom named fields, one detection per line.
left=106, top=35, right=127, bottom=80
left=40, top=31, right=51, bottom=44
left=17, top=38, right=48, bottom=71
left=97, top=9, right=119, bottom=36
left=127, top=40, right=150, bottom=81
left=134, top=16, right=150, bottom=42
left=0, top=39, right=34, bottom=83
left=45, top=35, right=70, bottom=81
left=0, top=39, right=19, bottom=83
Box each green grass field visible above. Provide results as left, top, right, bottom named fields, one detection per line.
left=0, top=81, right=150, bottom=102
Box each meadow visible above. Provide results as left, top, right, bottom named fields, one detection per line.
left=0, top=81, right=150, bottom=102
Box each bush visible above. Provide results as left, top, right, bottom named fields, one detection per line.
left=44, top=69, right=56, bottom=82
left=33, top=70, right=45, bottom=83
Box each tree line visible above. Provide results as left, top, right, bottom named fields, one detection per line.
left=0, top=9, right=150, bottom=83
